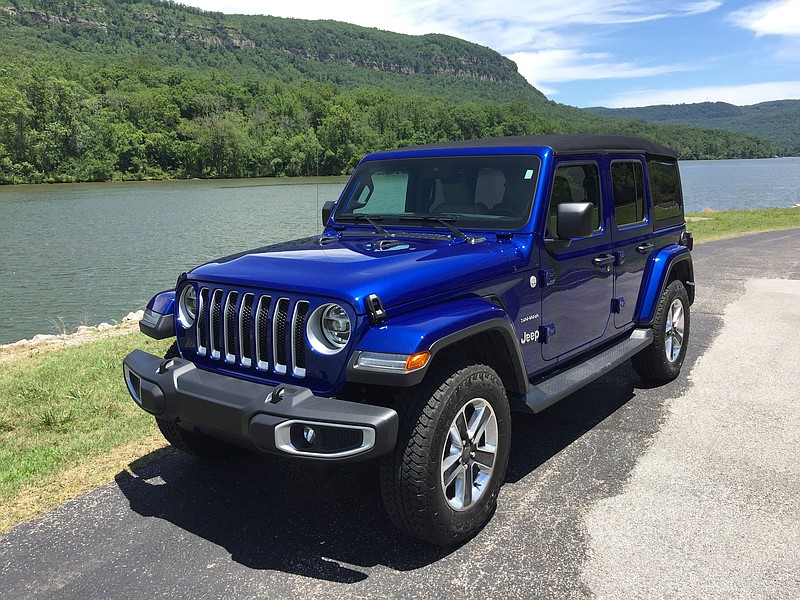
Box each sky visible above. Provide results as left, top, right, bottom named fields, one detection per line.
left=177, top=0, right=800, bottom=108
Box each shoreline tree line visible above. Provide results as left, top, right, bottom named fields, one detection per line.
left=0, top=61, right=780, bottom=185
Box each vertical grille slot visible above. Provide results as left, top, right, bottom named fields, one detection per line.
left=255, top=295, right=272, bottom=370
left=196, top=287, right=209, bottom=356
left=273, top=298, right=290, bottom=374
left=292, top=301, right=310, bottom=377
left=239, top=293, right=254, bottom=368
left=223, top=291, right=238, bottom=364
left=210, top=289, right=223, bottom=360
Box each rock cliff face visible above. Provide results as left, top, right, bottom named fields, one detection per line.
left=282, top=51, right=516, bottom=83
left=3, top=5, right=107, bottom=29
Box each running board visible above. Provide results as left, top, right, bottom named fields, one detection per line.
left=522, top=328, right=653, bottom=414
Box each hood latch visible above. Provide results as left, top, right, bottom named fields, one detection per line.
left=366, top=293, right=387, bottom=325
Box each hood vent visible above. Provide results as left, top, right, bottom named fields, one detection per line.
left=376, top=239, right=410, bottom=252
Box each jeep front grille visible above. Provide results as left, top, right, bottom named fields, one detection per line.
left=194, top=287, right=310, bottom=378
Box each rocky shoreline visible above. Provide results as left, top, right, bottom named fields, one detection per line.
left=0, top=311, right=144, bottom=362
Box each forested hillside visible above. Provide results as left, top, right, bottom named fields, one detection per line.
left=585, top=101, right=800, bottom=155
left=0, top=0, right=782, bottom=184
left=2, top=0, right=542, bottom=104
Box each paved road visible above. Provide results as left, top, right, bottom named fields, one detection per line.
left=2, top=230, right=799, bottom=599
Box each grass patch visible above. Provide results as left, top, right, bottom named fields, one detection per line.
left=0, top=333, right=172, bottom=531
left=687, top=207, right=800, bottom=243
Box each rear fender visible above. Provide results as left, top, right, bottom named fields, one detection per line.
left=635, top=246, right=694, bottom=325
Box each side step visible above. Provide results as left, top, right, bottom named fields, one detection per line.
left=522, top=328, right=653, bottom=413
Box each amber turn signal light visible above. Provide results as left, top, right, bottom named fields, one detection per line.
left=404, top=351, right=431, bottom=371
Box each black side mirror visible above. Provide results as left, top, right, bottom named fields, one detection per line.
left=557, top=202, right=594, bottom=239
left=322, top=200, right=336, bottom=226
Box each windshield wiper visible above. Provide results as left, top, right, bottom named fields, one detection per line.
left=336, top=214, right=388, bottom=235
left=399, top=215, right=470, bottom=240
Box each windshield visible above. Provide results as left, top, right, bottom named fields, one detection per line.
left=335, top=155, right=540, bottom=230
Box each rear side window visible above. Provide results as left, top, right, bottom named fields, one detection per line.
left=611, top=161, right=646, bottom=227
left=649, top=160, right=683, bottom=222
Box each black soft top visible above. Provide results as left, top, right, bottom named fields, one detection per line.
left=401, top=134, right=678, bottom=160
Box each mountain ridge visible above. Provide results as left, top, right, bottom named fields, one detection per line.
left=1, top=0, right=544, bottom=105
left=584, top=101, right=800, bottom=154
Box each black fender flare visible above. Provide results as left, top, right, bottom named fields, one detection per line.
left=347, top=298, right=528, bottom=394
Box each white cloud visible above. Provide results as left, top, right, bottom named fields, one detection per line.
left=681, top=1, right=723, bottom=16
left=730, top=0, right=800, bottom=37
left=598, top=81, right=800, bottom=107
left=509, top=49, right=696, bottom=93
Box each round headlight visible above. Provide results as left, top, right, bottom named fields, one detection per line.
left=178, top=285, right=197, bottom=328
left=307, top=303, right=351, bottom=354
left=321, top=304, right=351, bottom=348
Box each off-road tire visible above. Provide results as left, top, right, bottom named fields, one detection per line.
left=380, top=360, right=511, bottom=546
left=632, top=280, right=690, bottom=382
left=154, top=342, right=240, bottom=458
left=163, top=341, right=180, bottom=360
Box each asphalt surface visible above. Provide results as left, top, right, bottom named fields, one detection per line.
left=2, top=229, right=799, bottom=599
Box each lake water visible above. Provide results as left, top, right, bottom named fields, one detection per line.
left=2, top=158, right=799, bottom=344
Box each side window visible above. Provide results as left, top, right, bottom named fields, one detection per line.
left=547, top=163, right=601, bottom=235
left=611, top=161, right=646, bottom=227
left=649, top=160, right=683, bottom=221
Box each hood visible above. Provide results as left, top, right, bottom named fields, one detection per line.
left=189, top=234, right=520, bottom=312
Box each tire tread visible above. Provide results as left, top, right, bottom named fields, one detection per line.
left=380, top=360, right=509, bottom=546
left=154, top=342, right=239, bottom=458
left=632, top=280, right=690, bottom=382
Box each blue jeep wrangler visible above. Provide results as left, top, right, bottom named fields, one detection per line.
left=124, top=134, right=694, bottom=546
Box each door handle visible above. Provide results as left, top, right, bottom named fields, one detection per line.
left=593, top=254, right=616, bottom=267
left=636, top=243, right=654, bottom=254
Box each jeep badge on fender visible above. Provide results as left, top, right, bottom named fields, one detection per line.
left=124, top=135, right=694, bottom=546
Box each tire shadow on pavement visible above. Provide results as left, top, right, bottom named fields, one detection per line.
left=114, top=449, right=451, bottom=582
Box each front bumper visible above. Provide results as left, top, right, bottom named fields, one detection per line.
left=122, top=350, right=398, bottom=462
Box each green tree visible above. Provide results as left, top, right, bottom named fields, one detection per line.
left=0, top=84, right=31, bottom=163
left=188, top=111, right=253, bottom=178
left=317, top=103, right=359, bottom=174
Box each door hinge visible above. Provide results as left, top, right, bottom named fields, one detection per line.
left=538, top=269, right=556, bottom=287
left=611, top=298, right=626, bottom=314
left=538, top=323, right=556, bottom=343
